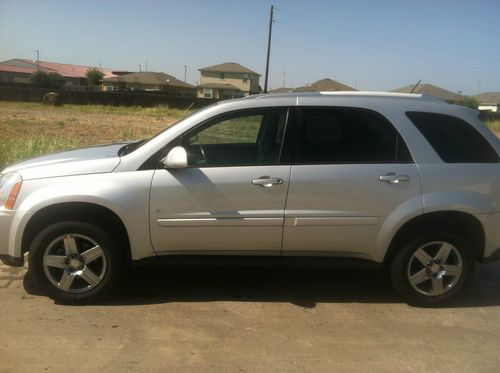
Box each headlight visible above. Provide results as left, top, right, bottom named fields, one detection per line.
left=0, top=172, right=23, bottom=209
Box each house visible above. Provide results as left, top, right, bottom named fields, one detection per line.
left=293, top=78, right=356, bottom=92
left=268, top=87, right=295, bottom=93
left=197, top=62, right=261, bottom=99
left=474, top=92, right=500, bottom=112
left=0, top=58, right=118, bottom=88
left=391, top=83, right=461, bottom=103
left=101, top=72, right=196, bottom=96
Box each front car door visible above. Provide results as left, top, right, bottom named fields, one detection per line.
left=150, top=107, right=291, bottom=255
left=283, top=106, right=423, bottom=261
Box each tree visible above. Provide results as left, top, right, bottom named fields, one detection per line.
left=460, top=96, right=479, bottom=109
left=30, top=71, right=66, bottom=89
left=85, top=68, right=104, bottom=87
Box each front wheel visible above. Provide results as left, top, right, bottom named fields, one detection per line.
left=390, top=232, right=475, bottom=306
left=28, top=221, right=124, bottom=303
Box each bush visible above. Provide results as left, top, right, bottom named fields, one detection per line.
left=86, top=68, right=104, bottom=87
left=460, top=96, right=479, bottom=109
left=30, top=71, right=66, bottom=89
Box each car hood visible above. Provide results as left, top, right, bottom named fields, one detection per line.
left=2, top=142, right=130, bottom=180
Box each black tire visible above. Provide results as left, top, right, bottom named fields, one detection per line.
left=390, top=231, right=475, bottom=307
left=28, top=221, right=124, bottom=303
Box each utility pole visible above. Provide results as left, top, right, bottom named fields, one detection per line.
left=283, top=69, right=286, bottom=87
left=138, top=64, right=142, bottom=72
left=184, top=65, right=187, bottom=82
left=145, top=59, right=148, bottom=72
left=264, top=5, right=274, bottom=93
left=36, top=50, right=40, bottom=71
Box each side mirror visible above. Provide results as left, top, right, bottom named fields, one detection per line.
left=161, top=146, right=188, bottom=169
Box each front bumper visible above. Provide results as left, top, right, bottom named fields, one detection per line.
left=0, top=254, right=23, bottom=266
left=0, top=207, right=22, bottom=266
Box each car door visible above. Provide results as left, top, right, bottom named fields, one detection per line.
left=150, top=107, right=291, bottom=254
left=282, top=107, right=423, bottom=260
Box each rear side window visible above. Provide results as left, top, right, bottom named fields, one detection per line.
left=294, top=107, right=412, bottom=164
left=406, top=112, right=499, bottom=163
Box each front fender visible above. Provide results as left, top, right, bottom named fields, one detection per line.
left=10, top=171, right=155, bottom=261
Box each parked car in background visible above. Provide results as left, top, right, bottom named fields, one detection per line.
left=1, top=92, right=499, bottom=305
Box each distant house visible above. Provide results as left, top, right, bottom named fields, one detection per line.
left=474, top=92, right=500, bottom=112
left=391, top=83, right=460, bottom=103
left=102, top=72, right=197, bottom=97
left=0, top=58, right=118, bottom=88
left=197, top=62, right=261, bottom=99
left=268, top=87, right=294, bottom=93
left=293, top=78, right=357, bottom=92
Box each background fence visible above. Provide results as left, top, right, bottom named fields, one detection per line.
left=0, top=86, right=218, bottom=109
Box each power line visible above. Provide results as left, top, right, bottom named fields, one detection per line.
left=274, top=19, right=494, bottom=73
left=275, top=7, right=495, bottom=63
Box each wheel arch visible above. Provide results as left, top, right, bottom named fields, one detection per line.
left=21, top=202, right=132, bottom=263
left=384, top=211, right=485, bottom=265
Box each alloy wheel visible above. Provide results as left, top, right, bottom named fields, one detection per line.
left=407, top=241, right=463, bottom=296
left=42, top=233, right=107, bottom=294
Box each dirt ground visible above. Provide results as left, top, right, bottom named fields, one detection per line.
left=1, top=260, right=499, bottom=373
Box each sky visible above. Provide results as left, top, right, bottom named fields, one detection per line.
left=1, top=0, right=499, bottom=95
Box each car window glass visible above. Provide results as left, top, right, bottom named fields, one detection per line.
left=406, top=112, right=499, bottom=163
left=189, top=115, right=262, bottom=144
left=184, top=109, right=287, bottom=167
left=294, top=108, right=412, bottom=163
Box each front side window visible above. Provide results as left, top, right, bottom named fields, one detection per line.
left=406, top=112, right=499, bottom=163
left=293, top=108, right=412, bottom=163
left=183, top=109, right=287, bottom=167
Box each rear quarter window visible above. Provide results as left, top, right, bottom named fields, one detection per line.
left=406, top=112, right=499, bottom=163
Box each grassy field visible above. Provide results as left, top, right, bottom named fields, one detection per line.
left=0, top=101, right=193, bottom=169
left=0, top=101, right=499, bottom=170
left=488, top=120, right=500, bottom=134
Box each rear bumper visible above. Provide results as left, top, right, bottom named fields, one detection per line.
left=481, top=247, right=500, bottom=263
left=480, top=212, right=500, bottom=262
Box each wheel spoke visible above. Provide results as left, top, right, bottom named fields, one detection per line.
left=443, top=264, right=461, bottom=276
left=435, top=243, right=452, bottom=263
left=59, top=271, right=75, bottom=291
left=63, top=235, right=79, bottom=255
left=81, top=245, right=103, bottom=264
left=431, top=278, right=444, bottom=295
left=44, top=255, right=67, bottom=269
left=410, top=269, right=430, bottom=286
left=79, top=268, right=100, bottom=287
left=414, top=248, right=432, bottom=266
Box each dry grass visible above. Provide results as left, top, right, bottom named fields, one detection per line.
left=0, top=101, right=193, bottom=169
left=0, top=101, right=499, bottom=170
left=487, top=120, right=500, bottom=137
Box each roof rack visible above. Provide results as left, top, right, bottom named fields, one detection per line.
left=245, top=91, right=447, bottom=103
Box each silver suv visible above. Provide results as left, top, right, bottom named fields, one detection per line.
left=1, top=92, right=499, bottom=305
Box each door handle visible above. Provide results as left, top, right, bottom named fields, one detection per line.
left=379, top=172, right=409, bottom=184
left=252, top=176, right=283, bottom=188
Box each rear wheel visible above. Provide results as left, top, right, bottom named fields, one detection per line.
left=390, top=232, right=475, bottom=306
left=28, top=221, right=123, bottom=303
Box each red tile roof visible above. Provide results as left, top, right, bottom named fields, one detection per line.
left=0, top=65, right=51, bottom=74
left=0, top=58, right=117, bottom=79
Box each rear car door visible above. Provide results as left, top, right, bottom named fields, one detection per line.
left=150, top=107, right=291, bottom=254
left=282, top=107, right=423, bottom=260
